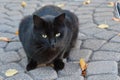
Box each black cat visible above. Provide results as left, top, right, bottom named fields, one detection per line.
left=19, top=5, right=79, bottom=71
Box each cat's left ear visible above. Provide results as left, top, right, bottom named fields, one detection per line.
left=33, top=15, right=45, bottom=29
left=55, top=13, right=65, bottom=23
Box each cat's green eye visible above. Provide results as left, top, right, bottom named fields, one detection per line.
left=42, top=34, right=47, bottom=38
left=55, top=33, right=61, bottom=37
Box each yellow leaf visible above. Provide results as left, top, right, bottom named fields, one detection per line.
left=98, top=24, right=109, bottom=29
left=21, top=1, right=27, bottom=8
left=112, top=17, right=120, bottom=22
left=0, top=37, right=10, bottom=42
left=80, top=58, right=87, bottom=71
left=108, top=2, right=114, bottom=7
left=83, top=0, right=91, bottom=5
left=15, top=31, right=19, bottom=35
left=57, top=4, right=65, bottom=8
left=5, top=69, right=18, bottom=77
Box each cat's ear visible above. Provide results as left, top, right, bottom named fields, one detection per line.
left=55, top=13, right=65, bottom=23
left=33, top=15, right=45, bottom=29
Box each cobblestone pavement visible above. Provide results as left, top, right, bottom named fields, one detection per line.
left=0, top=0, right=120, bottom=80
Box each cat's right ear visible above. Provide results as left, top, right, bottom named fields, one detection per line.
left=33, top=15, right=45, bottom=29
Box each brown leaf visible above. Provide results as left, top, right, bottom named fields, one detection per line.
left=0, top=37, right=10, bottom=42
left=5, top=69, right=18, bottom=77
left=80, top=58, right=87, bottom=77
left=82, top=70, right=86, bottom=77
left=112, top=17, right=120, bottom=22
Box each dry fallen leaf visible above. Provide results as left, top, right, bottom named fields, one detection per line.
left=57, top=4, right=65, bottom=8
left=21, top=1, right=27, bottom=8
left=80, top=58, right=87, bottom=77
left=0, top=37, right=10, bottom=42
left=5, top=69, right=18, bottom=77
left=112, top=17, right=120, bottom=22
left=118, top=33, right=120, bottom=36
left=98, top=24, right=109, bottom=29
left=15, top=31, right=19, bottom=35
left=108, top=2, right=114, bottom=7
left=80, top=58, right=87, bottom=71
left=83, top=0, right=91, bottom=5
left=82, top=70, right=86, bottom=77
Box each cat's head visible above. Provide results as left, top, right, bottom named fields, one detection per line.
left=32, top=13, right=67, bottom=49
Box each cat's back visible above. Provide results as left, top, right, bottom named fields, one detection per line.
left=19, top=15, right=33, bottom=41
left=34, top=5, right=63, bottom=17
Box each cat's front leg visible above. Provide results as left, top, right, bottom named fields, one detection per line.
left=26, top=58, right=37, bottom=71
left=53, top=59, right=64, bottom=72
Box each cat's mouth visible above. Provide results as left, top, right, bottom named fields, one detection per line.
left=50, top=47, right=56, bottom=51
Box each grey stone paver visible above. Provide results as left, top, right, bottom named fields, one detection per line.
left=5, top=42, right=22, bottom=51
left=82, top=39, right=106, bottom=51
left=108, top=24, right=120, bottom=32
left=87, top=61, right=118, bottom=76
left=69, top=49, right=92, bottom=62
left=110, top=35, right=120, bottom=43
left=92, top=51, right=120, bottom=61
left=87, top=74, right=120, bottom=80
left=0, top=32, right=16, bottom=39
left=74, top=40, right=82, bottom=49
left=28, top=67, right=57, bottom=80
left=100, top=42, right=120, bottom=52
left=5, top=11, right=22, bottom=16
left=0, top=48, right=4, bottom=53
left=0, top=24, right=16, bottom=33
left=77, top=32, right=93, bottom=40
left=19, top=58, right=27, bottom=69
left=94, top=12, right=113, bottom=17
left=18, top=48, right=26, bottom=58
left=94, top=30, right=118, bottom=40
left=0, top=42, right=7, bottom=48
left=79, top=26, right=104, bottom=36
left=0, top=51, right=21, bottom=64
left=5, top=73, right=33, bottom=80
left=56, top=75, right=84, bottom=80
left=5, top=3, right=23, bottom=11
left=58, top=62, right=82, bottom=77
left=0, top=0, right=120, bottom=79
left=79, top=23, right=97, bottom=30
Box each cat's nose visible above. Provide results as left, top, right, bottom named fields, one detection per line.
left=50, top=39, right=55, bottom=48
left=50, top=43, right=56, bottom=51
left=51, top=44, right=55, bottom=48
left=51, top=42, right=55, bottom=48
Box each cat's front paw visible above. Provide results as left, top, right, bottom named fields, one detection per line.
left=53, top=59, right=64, bottom=72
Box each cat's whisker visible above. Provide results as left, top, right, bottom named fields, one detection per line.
left=29, top=47, right=47, bottom=60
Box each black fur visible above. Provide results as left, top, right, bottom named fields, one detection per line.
left=19, top=5, right=79, bottom=71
